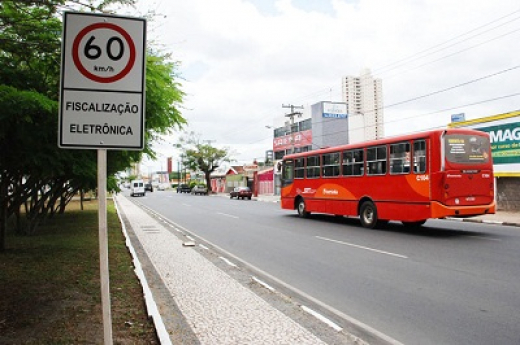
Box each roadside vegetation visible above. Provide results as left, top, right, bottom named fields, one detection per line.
left=0, top=199, right=158, bottom=344
left=0, top=0, right=186, bottom=251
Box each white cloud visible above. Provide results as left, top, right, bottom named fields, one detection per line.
left=134, top=0, right=520, bottom=171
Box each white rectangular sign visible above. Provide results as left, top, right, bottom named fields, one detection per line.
left=322, top=102, right=348, bottom=119
left=59, top=12, right=146, bottom=149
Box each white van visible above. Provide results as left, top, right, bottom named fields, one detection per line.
left=130, top=179, right=146, bottom=197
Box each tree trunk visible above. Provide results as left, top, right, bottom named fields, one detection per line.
left=205, top=175, right=212, bottom=194
left=0, top=176, right=7, bottom=252
left=80, top=189, right=84, bottom=210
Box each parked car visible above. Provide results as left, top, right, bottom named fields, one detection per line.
left=157, top=183, right=169, bottom=191
left=176, top=184, right=191, bottom=193
left=230, top=186, right=252, bottom=200
left=191, top=184, right=208, bottom=195
left=144, top=183, right=153, bottom=192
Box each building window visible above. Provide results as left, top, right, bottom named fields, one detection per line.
left=300, top=118, right=312, bottom=131
left=274, top=150, right=285, bottom=160
left=274, top=127, right=289, bottom=138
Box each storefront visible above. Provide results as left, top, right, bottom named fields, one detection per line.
left=257, top=167, right=274, bottom=195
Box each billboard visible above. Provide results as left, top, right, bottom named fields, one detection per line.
left=479, top=122, right=520, bottom=165
left=322, top=102, right=348, bottom=119
left=273, top=130, right=313, bottom=151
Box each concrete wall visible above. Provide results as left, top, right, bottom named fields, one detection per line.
left=497, top=177, right=520, bottom=210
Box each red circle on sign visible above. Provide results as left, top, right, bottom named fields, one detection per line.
left=72, top=22, right=136, bottom=83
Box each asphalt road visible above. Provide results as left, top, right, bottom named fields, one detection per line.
left=127, top=190, right=520, bottom=345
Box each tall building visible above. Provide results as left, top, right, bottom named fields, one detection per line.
left=342, top=68, right=384, bottom=143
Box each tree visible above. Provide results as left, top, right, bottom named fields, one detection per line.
left=0, top=1, right=186, bottom=250
left=177, top=133, right=232, bottom=192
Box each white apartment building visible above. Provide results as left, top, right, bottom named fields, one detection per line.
left=342, top=68, right=384, bottom=143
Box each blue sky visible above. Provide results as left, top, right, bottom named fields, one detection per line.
left=131, top=0, right=520, bottom=170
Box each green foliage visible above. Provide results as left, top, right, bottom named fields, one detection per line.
left=0, top=1, right=186, bottom=244
left=143, top=54, right=187, bottom=159
left=0, top=2, right=62, bottom=99
left=177, top=132, right=232, bottom=191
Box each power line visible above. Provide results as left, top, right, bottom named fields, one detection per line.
left=300, top=92, right=520, bottom=144
left=372, top=8, right=520, bottom=75
left=384, top=64, right=520, bottom=109
left=382, top=27, right=520, bottom=82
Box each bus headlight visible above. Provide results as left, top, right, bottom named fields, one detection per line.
left=455, top=198, right=460, bottom=205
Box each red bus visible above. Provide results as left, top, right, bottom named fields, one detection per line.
left=280, top=128, right=495, bottom=228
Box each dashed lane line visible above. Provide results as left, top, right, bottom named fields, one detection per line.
left=316, top=236, right=408, bottom=259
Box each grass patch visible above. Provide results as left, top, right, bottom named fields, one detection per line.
left=0, top=200, right=158, bottom=344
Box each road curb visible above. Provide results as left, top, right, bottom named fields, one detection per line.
left=445, top=217, right=520, bottom=227
left=113, top=197, right=172, bottom=345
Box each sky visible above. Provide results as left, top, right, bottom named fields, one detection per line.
left=128, top=0, right=520, bottom=174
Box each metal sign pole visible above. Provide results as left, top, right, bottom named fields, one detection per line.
left=97, top=149, right=113, bottom=344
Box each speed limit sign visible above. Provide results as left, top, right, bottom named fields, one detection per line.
left=59, top=12, right=146, bottom=149
left=72, top=22, right=136, bottom=84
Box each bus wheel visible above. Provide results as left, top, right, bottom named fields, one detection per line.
left=402, top=220, right=426, bottom=228
left=297, top=198, right=310, bottom=218
left=360, top=201, right=378, bottom=229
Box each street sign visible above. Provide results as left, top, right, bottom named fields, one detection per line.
left=451, top=113, right=465, bottom=123
left=59, top=12, right=146, bottom=149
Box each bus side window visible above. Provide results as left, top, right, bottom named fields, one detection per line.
left=294, top=158, right=305, bottom=179
left=390, top=142, right=411, bottom=175
left=413, top=140, right=427, bottom=173
left=322, top=152, right=340, bottom=177
left=306, top=155, right=320, bottom=178
left=342, top=149, right=364, bottom=176
left=367, top=145, right=387, bottom=175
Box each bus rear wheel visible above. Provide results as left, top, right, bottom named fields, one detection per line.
left=360, top=201, right=378, bottom=229
left=297, top=198, right=310, bottom=218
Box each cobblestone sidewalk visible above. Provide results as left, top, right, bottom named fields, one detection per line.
left=115, top=195, right=342, bottom=345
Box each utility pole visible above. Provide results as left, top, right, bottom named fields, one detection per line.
left=180, top=153, right=185, bottom=184
left=282, top=104, right=304, bottom=154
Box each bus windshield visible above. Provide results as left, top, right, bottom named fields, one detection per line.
left=444, top=134, right=490, bottom=164
left=281, top=159, right=294, bottom=187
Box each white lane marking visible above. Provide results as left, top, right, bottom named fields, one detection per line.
left=216, top=212, right=239, bottom=219
left=468, top=235, right=502, bottom=242
left=301, top=305, right=343, bottom=332
left=186, top=235, right=194, bottom=241
left=219, top=256, right=237, bottom=267
left=182, top=203, right=192, bottom=207
left=199, top=244, right=209, bottom=250
left=482, top=220, right=504, bottom=224
left=251, top=276, right=275, bottom=292
left=316, top=236, right=408, bottom=259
